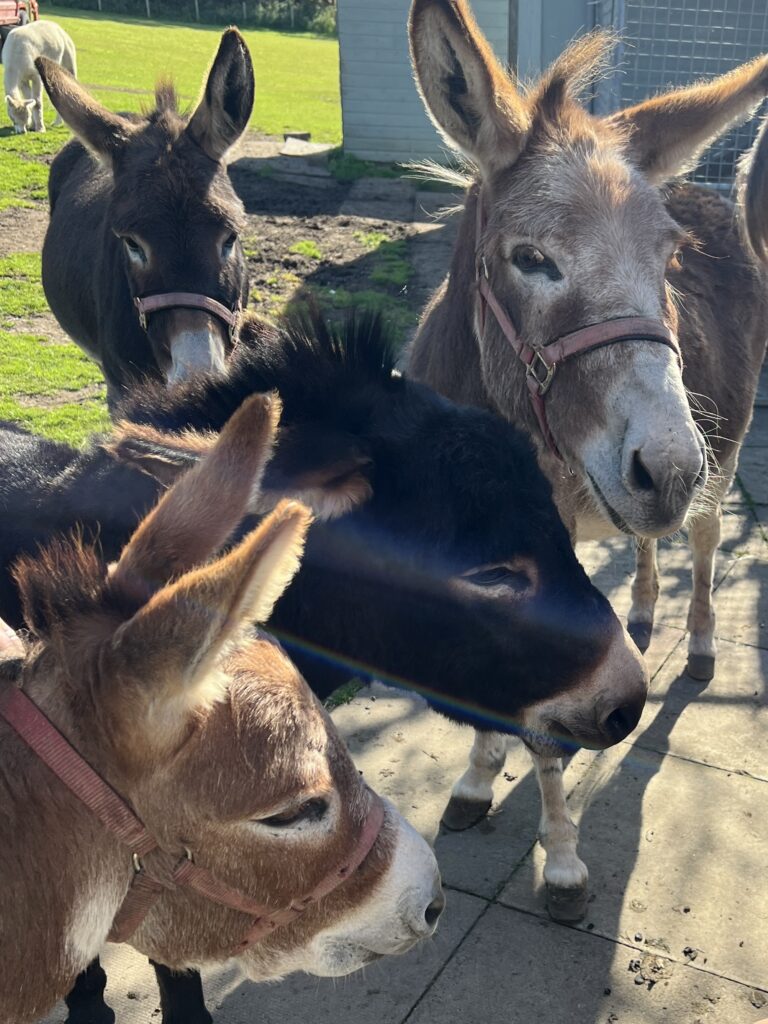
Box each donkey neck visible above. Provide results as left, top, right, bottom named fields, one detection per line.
left=0, top=705, right=130, bottom=1020
left=408, top=186, right=489, bottom=410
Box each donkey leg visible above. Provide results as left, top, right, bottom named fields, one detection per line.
left=442, top=729, right=507, bottom=830
left=151, top=961, right=213, bottom=1024
left=686, top=507, right=721, bottom=681
left=627, top=538, right=658, bottom=653
left=64, top=958, right=115, bottom=1024
left=531, top=751, right=589, bottom=922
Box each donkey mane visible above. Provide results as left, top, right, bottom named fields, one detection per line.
left=150, top=79, right=181, bottom=117
left=122, top=309, right=400, bottom=433
left=527, top=31, right=616, bottom=115
left=12, top=533, right=121, bottom=641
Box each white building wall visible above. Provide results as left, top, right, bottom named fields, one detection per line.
left=338, top=0, right=511, bottom=162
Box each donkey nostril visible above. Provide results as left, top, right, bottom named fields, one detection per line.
left=424, top=892, right=446, bottom=929
left=630, top=450, right=656, bottom=493
left=602, top=703, right=642, bottom=743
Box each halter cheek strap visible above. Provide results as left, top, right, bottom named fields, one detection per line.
left=134, top=293, right=241, bottom=345
left=474, top=193, right=682, bottom=460
left=0, top=684, right=385, bottom=955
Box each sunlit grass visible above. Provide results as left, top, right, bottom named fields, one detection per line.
left=0, top=254, right=48, bottom=318
left=43, top=8, right=341, bottom=142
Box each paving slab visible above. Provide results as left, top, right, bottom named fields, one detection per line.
left=333, top=684, right=558, bottom=898
left=500, top=744, right=768, bottom=989
left=701, top=555, right=768, bottom=649
left=407, top=904, right=767, bottom=1024
left=630, top=637, right=768, bottom=778
left=735, top=447, right=768, bottom=505
left=577, top=534, right=738, bottom=630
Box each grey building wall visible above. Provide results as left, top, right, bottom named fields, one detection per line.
left=337, top=0, right=512, bottom=162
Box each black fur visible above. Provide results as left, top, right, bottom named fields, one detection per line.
left=2, top=310, right=613, bottom=718
left=2, top=311, right=616, bottom=1024
left=41, top=42, right=252, bottom=405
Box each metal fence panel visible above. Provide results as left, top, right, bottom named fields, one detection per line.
left=595, top=0, right=768, bottom=190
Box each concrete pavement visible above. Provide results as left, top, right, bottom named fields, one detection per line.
left=38, top=190, right=768, bottom=1024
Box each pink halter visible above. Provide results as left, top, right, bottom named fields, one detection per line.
left=134, top=293, right=241, bottom=344
left=474, top=192, right=682, bottom=460
left=0, top=682, right=385, bottom=955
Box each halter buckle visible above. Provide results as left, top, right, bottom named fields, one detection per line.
left=134, top=298, right=148, bottom=332
left=526, top=350, right=556, bottom=395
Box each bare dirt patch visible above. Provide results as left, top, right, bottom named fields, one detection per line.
left=0, top=206, right=49, bottom=259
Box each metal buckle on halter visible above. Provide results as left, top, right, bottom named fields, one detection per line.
left=134, top=298, right=147, bottom=332
left=526, top=349, right=556, bottom=395
left=229, top=303, right=241, bottom=345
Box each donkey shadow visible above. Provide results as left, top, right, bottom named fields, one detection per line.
left=453, top=667, right=713, bottom=1023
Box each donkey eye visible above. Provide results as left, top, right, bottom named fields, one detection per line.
left=259, top=797, right=328, bottom=828
left=122, top=236, right=147, bottom=264
left=668, top=248, right=684, bottom=271
left=461, top=565, right=535, bottom=593
left=222, top=233, right=238, bottom=258
left=511, top=245, right=562, bottom=281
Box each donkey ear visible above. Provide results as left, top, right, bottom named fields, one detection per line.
left=108, top=421, right=217, bottom=488
left=186, top=28, right=254, bottom=162
left=109, top=392, right=280, bottom=606
left=110, top=500, right=310, bottom=721
left=608, top=54, right=768, bottom=183
left=409, top=0, right=529, bottom=172
left=35, top=58, right=136, bottom=163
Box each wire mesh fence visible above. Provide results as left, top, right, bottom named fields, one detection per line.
left=593, top=0, right=768, bottom=192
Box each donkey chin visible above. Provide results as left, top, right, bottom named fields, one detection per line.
left=521, top=619, right=650, bottom=757
left=242, top=810, right=443, bottom=982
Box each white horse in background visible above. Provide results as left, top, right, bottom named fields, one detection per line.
left=4, top=21, right=76, bottom=133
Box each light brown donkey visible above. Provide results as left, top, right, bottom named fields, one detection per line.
left=0, top=394, right=442, bottom=1024
left=408, top=0, right=768, bottom=919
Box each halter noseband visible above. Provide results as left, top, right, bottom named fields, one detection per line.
left=0, top=683, right=385, bottom=955
left=134, top=293, right=241, bottom=345
left=474, top=192, right=682, bottom=460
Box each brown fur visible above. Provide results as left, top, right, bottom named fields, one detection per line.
left=409, top=0, right=768, bottom=529
left=0, top=396, right=400, bottom=1023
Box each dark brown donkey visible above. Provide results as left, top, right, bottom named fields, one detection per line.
left=0, top=395, right=442, bottom=1024
left=407, top=0, right=768, bottom=918
left=38, top=29, right=253, bottom=407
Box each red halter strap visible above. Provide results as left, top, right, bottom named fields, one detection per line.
left=134, top=293, right=241, bottom=344
left=474, top=193, right=682, bottom=460
left=0, top=684, right=385, bottom=955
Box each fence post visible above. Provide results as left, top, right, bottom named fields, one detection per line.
left=96, top=0, right=102, bottom=9
left=194, top=0, right=199, bottom=20
left=242, top=1, right=247, bottom=23
left=145, top=0, right=151, bottom=19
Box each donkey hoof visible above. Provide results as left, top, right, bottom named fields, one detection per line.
left=546, top=883, right=588, bottom=923
left=627, top=621, right=653, bottom=653
left=441, top=795, right=492, bottom=831
left=686, top=653, right=715, bottom=682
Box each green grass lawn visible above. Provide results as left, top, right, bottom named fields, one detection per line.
left=0, top=10, right=342, bottom=443
left=44, top=7, right=341, bottom=142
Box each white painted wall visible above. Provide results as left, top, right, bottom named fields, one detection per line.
left=337, top=0, right=511, bottom=162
